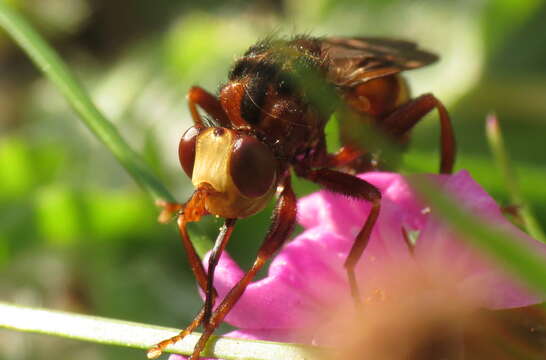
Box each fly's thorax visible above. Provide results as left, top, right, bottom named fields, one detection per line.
left=188, top=127, right=277, bottom=219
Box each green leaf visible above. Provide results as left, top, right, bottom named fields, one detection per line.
left=0, top=1, right=174, bottom=204
left=0, top=1, right=214, bottom=254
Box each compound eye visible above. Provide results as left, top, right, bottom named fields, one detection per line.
left=178, top=125, right=203, bottom=178
left=230, top=135, right=276, bottom=198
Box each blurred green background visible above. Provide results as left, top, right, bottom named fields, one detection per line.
left=0, top=0, right=545, bottom=359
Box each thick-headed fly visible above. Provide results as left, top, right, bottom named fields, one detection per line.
left=148, top=35, right=455, bottom=360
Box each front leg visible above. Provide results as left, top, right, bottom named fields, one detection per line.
left=148, top=189, right=216, bottom=359
left=147, top=217, right=236, bottom=359
left=187, top=174, right=297, bottom=360
left=187, top=86, right=230, bottom=127
left=157, top=190, right=210, bottom=292
left=297, top=167, right=381, bottom=307
left=203, top=218, right=237, bottom=324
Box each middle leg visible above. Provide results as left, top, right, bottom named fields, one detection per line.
left=297, top=167, right=381, bottom=307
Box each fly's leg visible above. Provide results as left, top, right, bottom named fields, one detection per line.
left=203, top=219, right=236, bottom=324
left=148, top=190, right=230, bottom=359
left=147, top=307, right=205, bottom=359
left=187, top=86, right=230, bottom=127
left=381, top=93, right=456, bottom=174
left=174, top=190, right=211, bottom=291
left=187, top=175, right=297, bottom=360
left=156, top=200, right=184, bottom=224
left=297, top=167, right=381, bottom=307
left=326, top=146, right=363, bottom=168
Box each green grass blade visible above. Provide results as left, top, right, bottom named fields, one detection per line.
left=0, top=302, right=321, bottom=360
left=0, top=2, right=175, bottom=203
left=486, top=113, right=546, bottom=242
left=410, top=177, right=546, bottom=296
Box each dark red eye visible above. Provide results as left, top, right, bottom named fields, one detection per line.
left=230, top=135, right=276, bottom=198
left=178, top=125, right=203, bottom=178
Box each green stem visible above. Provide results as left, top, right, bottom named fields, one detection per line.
left=486, top=113, right=546, bottom=243
left=0, top=2, right=214, bottom=251
left=0, top=1, right=174, bottom=204
left=0, top=302, right=321, bottom=360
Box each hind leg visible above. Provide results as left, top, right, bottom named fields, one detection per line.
left=382, top=93, right=456, bottom=174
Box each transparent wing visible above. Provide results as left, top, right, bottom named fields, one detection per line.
left=321, top=37, right=438, bottom=87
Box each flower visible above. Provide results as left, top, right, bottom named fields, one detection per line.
left=170, top=170, right=545, bottom=359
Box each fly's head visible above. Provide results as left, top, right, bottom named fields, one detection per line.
left=179, top=125, right=277, bottom=219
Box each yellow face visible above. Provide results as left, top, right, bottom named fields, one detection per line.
left=182, top=127, right=277, bottom=219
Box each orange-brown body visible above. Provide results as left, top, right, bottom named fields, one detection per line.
left=215, top=36, right=422, bottom=175
left=149, top=35, right=455, bottom=360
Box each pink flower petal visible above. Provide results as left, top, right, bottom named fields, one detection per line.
left=168, top=355, right=185, bottom=360
left=414, top=170, right=544, bottom=308
left=297, top=172, right=430, bottom=234
left=191, top=170, right=545, bottom=349
left=204, top=229, right=352, bottom=329
left=224, top=328, right=308, bottom=343
left=205, top=173, right=415, bottom=329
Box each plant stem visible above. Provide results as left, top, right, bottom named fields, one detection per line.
left=0, top=1, right=175, bottom=204
left=0, top=302, right=319, bottom=360
left=486, top=113, right=546, bottom=243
